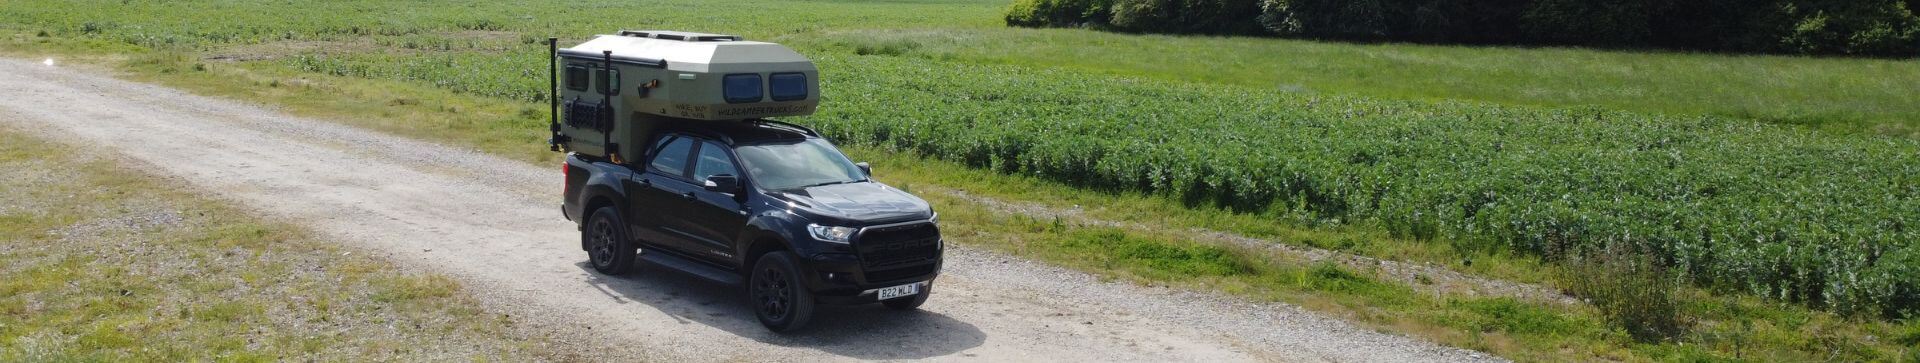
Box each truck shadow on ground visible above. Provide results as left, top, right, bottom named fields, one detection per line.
left=576, top=261, right=987, bottom=360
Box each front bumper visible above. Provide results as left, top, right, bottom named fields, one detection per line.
left=797, top=251, right=941, bottom=305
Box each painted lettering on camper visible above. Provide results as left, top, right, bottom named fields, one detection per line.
left=716, top=104, right=809, bottom=118
left=673, top=103, right=710, bottom=118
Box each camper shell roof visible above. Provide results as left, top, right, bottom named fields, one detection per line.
left=558, top=30, right=811, bottom=73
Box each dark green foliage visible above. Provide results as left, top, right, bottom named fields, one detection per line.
left=1521, top=0, right=1654, bottom=46
left=1108, top=0, right=1176, bottom=32
left=1777, top=0, right=1920, bottom=56
left=1007, top=0, right=1263, bottom=35
left=1255, top=0, right=1531, bottom=43
left=1009, top=0, right=1920, bottom=56
left=1401, top=0, right=1530, bottom=43
left=1262, top=0, right=1393, bottom=40
left=1006, top=0, right=1113, bottom=27
left=1644, top=0, right=1788, bottom=51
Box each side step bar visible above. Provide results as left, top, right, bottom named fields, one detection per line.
left=639, top=249, right=743, bottom=285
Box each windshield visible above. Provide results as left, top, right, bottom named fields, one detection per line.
left=734, top=139, right=866, bottom=190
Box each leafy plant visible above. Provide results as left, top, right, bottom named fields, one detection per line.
left=1563, top=244, right=1686, bottom=342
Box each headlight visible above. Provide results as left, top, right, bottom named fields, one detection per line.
left=807, top=224, right=856, bottom=243
left=929, top=212, right=939, bottom=225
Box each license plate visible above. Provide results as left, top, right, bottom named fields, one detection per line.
left=876, top=282, right=921, bottom=300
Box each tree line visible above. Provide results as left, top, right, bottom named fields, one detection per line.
left=1006, top=0, right=1920, bottom=56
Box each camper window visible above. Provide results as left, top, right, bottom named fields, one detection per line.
left=770, top=73, right=806, bottom=101
left=596, top=68, right=620, bottom=95
left=723, top=74, right=763, bottom=103
left=565, top=65, right=588, bottom=92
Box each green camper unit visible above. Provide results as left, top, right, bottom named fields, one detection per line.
left=547, top=30, right=820, bottom=161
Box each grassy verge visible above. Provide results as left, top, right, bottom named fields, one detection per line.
left=0, top=127, right=554, bottom=360
left=4, top=34, right=1913, bottom=362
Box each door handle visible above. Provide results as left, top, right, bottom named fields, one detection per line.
left=636, top=177, right=650, bottom=186
left=682, top=192, right=697, bottom=200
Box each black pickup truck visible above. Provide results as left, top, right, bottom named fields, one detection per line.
left=560, top=120, right=942, bottom=332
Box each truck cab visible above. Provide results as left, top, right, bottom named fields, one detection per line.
left=561, top=120, right=942, bottom=332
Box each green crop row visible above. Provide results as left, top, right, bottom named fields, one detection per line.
left=799, top=53, right=1920, bottom=318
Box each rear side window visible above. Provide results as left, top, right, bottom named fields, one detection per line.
left=769, top=73, right=807, bottom=101
left=723, top=74, right=762, bottom=103
left=649, top=137, right=694, bottom=177
left=565, top=65, right=588, bottom=91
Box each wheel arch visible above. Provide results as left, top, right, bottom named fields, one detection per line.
left=739, top=213, right=803, bottom=269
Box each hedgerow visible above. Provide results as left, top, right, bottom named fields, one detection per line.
left=1009, top=0, right=1920, bottom=56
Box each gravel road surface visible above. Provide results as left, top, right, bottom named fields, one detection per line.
left=0, top=58, right=1500, bottom=362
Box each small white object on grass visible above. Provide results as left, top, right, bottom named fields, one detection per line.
left=43, top=58, right=55, bottom=66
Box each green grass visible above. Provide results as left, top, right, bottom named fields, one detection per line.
left=814, top=28, right=1920, bottom=137
left=3, top=0, right=1919, bottom=360
left=0, top=129, right=552, bottom=361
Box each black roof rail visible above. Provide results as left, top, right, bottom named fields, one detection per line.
left=751, top=119, right=818, bottom=137
left=617, top=30, right=742, bottom=42
left=669, top=129, right=735, bottom=146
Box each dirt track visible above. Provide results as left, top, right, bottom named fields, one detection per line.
left=0, top=58, right=1500, bottom=362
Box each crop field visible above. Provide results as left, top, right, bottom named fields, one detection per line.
left=810, top=52, right=1920, bottom=315
left=3, top=0, right=1918, bottom=358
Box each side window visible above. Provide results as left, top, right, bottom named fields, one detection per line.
left=692, top=141, right=739, bottom=181
left=769, top=73, right=807, bottom=101
left=722, top=74, right=762, bottom=103
left=648, top=136, right=694, bottom=177
left=565, top=65, right=588, bottom=92
left=596, top=68, right=620, bottom=95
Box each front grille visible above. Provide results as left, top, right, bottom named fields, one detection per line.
left=865, top=263, right=936, bottom=283
left=854, top=222, right=939, bottom=270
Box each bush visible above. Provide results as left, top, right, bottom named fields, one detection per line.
left=1110, top=0, right=1263, bottom=34
left=1258, top=0, right=1393, bottom=40
left=1521, top=0, right=1655, bottom=46
left=1006, top=0, right=1114, bottom=28
left=1563, top=245, right=1686, bottom=343
left=1777, top=0, right=1920, bottom=56
left=1109, top=0, right=1178, bottom=32
left=1178, top=0, right=1266, bottom=34
left=1402, top=0, right=1529, bottom=43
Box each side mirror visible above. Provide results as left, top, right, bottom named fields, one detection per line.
left=855, top=162, right=872, bottom=177
left=703, top=174, right=740, bottom=193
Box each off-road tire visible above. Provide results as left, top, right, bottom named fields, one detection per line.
left=881, top=282, right=931, bottom=310
left=751, top=251, right=815, bottom=332
left=584, top=207, right=636, bottom=275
